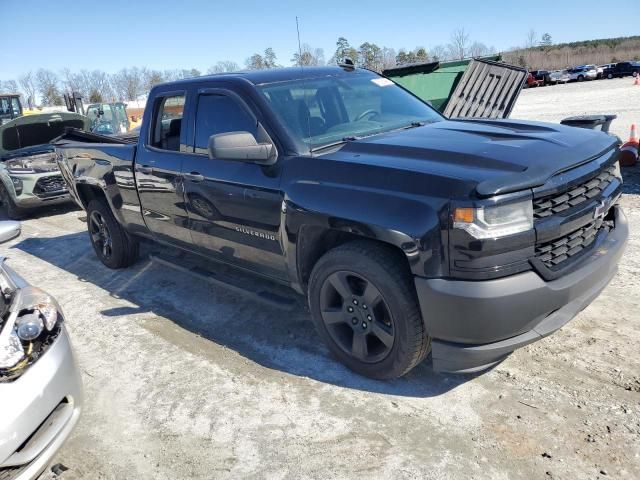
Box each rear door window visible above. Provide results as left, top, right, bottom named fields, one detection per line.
left=150, top=94, right=185, bottom=151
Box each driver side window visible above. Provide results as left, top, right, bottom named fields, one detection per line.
left=194, top=94, right=258, bottom=155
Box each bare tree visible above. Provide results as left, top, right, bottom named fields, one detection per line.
left=291, top=44, right=324, bottom=66
left=35, top=69, right=63, bottom=106
left=469, top=41, right=490, bottom=58
left=112, top=67, right=143, bottom=101
left=0, top=80, right=19, bottom=93
left=86, top=70, right=114, bottom=102
left=431, top=45, right=448, bottom=61
left=525, top=29, right=538, bottom=49
left=381, top=47, right=397, bottom=70
left=207, top=61, right=240, bottom=74
left=448, top=28, right=470, bottom=60
left=19, top=71, right=37, bottom=107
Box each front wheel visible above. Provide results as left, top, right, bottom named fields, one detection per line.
left=607, top=73, right=613, bottom=79
left=578, top=75, right=584, bottom=82
left=87, top=199, right=138, bottom=269
left=0, top=184, right=26, bottom=220
left=308, top=241, right=430, bottom=379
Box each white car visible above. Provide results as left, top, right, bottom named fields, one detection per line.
left=0, top=221, right=83, bottom=480
left=568, top=66, right=598, bottom=82
left=548, top=70, right=570, bottom=84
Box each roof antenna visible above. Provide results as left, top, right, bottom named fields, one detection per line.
left=296, top=16, right=312, bottom=154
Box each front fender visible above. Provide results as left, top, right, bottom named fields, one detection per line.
left=284, top=178, right=449, bottom=280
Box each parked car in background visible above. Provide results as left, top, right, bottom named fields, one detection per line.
left=0, top=221, right=82, bottom=480
left=55, top=66, right=627, bottom=379
left=530, top=70, right=551, bottom=85
left=603, top=61, right=640, bottom=79
left=548, top=70, right=570, bottom=84
left=523, top=72, right=543, bottom=88
left=583, top=65, right=604, bottom=79
left=0, top=112, right=90, bottom=219
left=568, top=66, right=598, bottom=82
left=0, top=95, right=23, bottom=127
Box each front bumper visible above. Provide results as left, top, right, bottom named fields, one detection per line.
left=0, top=327, right=82, bottom=480
left=415, top=206, right=628, bottom=373
left=2, top=172, right=71, bottom=209
left=0, top=263, right=82, bottom=480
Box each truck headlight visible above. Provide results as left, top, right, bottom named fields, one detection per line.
left=0, top=286, right=63, bottom=377
left=5, top=153, right=59, bottom=174
left=453, top=199, right=533, bottom=239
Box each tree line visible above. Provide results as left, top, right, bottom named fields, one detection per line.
left=504, top=32, right=640, bottom=70
left=1, top=29, right=494, bottom=107
left=7, top=30, right=638, bottom=107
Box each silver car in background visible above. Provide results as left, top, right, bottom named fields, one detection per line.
left=568, top=65, right=598, bottom=81
left=0, top=221, right=82, bottom=480
left=549, top=69, right=570, bottom=84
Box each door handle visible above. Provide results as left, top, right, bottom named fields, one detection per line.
left=183, top=171, right=205, bottom=182
left=138, top=165, right=153, bottom=174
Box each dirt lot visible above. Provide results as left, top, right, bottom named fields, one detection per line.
left=4, top=78, right=640, bottom=480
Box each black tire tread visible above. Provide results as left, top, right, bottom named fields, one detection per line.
left=87, top=198, right=138, bottom=268
left=0, top=184, right=26, bottom=220
left=309, top=239, right=430, bottom=379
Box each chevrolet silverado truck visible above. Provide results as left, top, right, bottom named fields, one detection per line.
left=54, top=66, right=628, bottom=379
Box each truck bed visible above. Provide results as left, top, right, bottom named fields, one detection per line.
left=52, top=127, right=138, bottom=145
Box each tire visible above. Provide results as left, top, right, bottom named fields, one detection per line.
left=0, top=184, right=26, bottom=220
left=86, top=198, right=138, bottom=269
left=308, top=240, right=430, bottom=379
left=607, top=73, right=613, bottom=79
left=578, top=75, right=584, bottom=82
left=633, top=71, right=638, bottom=78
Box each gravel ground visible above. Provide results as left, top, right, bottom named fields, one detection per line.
left=5, top=79, right=640, bottom=480
left=512, top=77, right=640, bottom=140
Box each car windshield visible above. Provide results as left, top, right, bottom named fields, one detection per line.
left=258, top=71, right=443, bottom=150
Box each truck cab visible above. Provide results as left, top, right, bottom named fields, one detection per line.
left=0, top=95, right=23, bottom=126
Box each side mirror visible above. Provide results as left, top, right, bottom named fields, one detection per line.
left=208, top=132, right=275, bottom=164
left=0, top=221, right=20, bottom=244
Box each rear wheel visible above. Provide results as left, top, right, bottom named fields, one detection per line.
left=578, top=75, right=584, bottom=82
left=607, top=73, right=613, bottom=79
left=87, top=199, right=138, bottom=268
left=0, top=184, right=26, bottom=220
left=308, top=240, right=430, bottom=379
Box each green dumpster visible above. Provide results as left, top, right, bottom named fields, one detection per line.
left=383, top=56, right=527, bottom=119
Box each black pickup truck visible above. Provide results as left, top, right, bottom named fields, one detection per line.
left=54, top=66, right=628, bottom=379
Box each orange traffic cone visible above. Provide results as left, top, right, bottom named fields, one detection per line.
left=620, top=124, right=639, bottom=167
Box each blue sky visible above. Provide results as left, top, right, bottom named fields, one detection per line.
left=1, top=0, right=636, bottom=79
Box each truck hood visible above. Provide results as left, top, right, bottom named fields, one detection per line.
left=327, top=118, right=618, bottom=197
left=0, top=112, right=90, bottom=158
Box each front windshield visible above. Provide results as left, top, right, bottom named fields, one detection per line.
left=259, top=72, right=443, bottom=150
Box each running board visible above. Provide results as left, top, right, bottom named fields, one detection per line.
left=149, top=253, right=299, bottom=310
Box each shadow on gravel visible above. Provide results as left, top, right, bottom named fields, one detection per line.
left=0, top=202, right=80, bottom=221
left=12, top=230, right=477, bottom=398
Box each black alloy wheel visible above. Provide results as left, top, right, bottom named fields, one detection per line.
left=319, top=270, right=396, bottom=363
left=89, top=210, right=113, bottom=259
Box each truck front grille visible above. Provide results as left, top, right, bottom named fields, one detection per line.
left=33, top=175, right=67, bottom=197
left=535, top=217, right=611, bottom=269
left=533, top=164, right=617, bottom=219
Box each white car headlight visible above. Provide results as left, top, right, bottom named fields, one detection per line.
left=0, top=286, right=63, bottom=373
left=5, top=152, right=59, bottom=174
left=453, top=199, right=534, bottom=239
